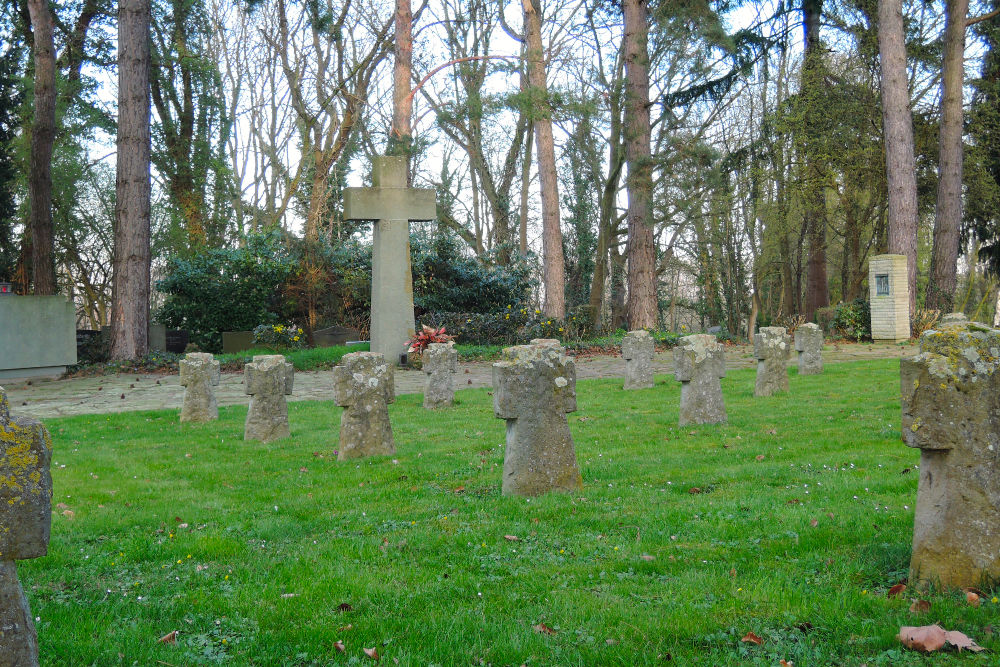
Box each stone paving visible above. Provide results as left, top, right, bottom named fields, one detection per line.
left=1, top=342, right=916, bottom=420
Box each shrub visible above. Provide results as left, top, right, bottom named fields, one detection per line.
left=253, top=323, right=305, bottom=349
left=155, top=233, right=294, bottom=352
left=406, top=325, right=455, bottom=355
left=832, top=299, right=871, bottom=341
left=815, top=306, right=837, bottom=332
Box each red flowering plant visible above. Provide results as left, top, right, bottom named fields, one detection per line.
left=406, top=324, right=455, bottom=355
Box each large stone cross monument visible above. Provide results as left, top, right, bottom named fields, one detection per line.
left=344, top=156, right=436, bottom=365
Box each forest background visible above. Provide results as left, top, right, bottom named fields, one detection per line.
left=1, top=0, right=998, bottom=355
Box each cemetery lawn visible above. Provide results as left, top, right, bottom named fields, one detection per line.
left=27, top=359, right=997, bottom=665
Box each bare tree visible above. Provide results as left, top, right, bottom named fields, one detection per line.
left=522, top=0, right=565, bottom=317
left=111, top=0, right=152, bottom=360
left=926, top=0, right=969, bottom=311
left=878, top=0, right=920, bottom=314
left=26, top=0, right=56, bottom=294
left=623, top=0, right=655, bottom=329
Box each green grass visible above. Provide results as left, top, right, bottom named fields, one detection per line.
left=215, top=343, right=370, bottom=371
left=25, top=359, right=997, bottom=665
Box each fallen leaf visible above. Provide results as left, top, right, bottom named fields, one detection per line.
left=605, top=638, right=618, bottom=645
left=888, top=584, right=907, bottom=598
left=689, top=487, right=702, bottom=494
left=454, top=486, right=465, bottom=493
left=786, top=498, right=801, bottom=505
left=909, top=599, right=931, bottom=613
left=280, top=593, right=298, bottom=598
left=337, top=603, right=353, bottom=612
left=809, top=519, right=818, bottom=527
left=967, top=591, right=981, bottom=607
left=533, top=622, right=557, bottom=636
left=728, top=568, right=736, bottom=577
left=61, top=510, right=75, bottom=520
left=897, top=625, right=946, bottom=652
left=741, top=631, right=763, bottom=645
left=755, top=455, right=765, bottom=461
left=333, top=641, right=345, bottom=653
left=363, top=646, right=380, bottom=661
left=337, top=623, right=353, bottom=632
left=640, top=554, right=656, bottom=561
left=158, top=630, right=178, bottom=644
left=780, top=660, right=793, bottom=667
left=503, top=535, right=520, bottom=542
left=944, top=630, right=985, bottom=652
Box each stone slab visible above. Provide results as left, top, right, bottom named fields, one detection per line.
left=0, top=296, right=77, bottom=380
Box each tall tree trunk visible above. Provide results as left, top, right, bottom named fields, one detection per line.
left=26, top=0, right=56, bottom=295
left=802, top=0, right=829, bottom=320
left=391, top=0, right=413, bottom=175
left=519, top=122, right=532, bottom=255
left=522, top=0, right=565, bottom=318
left=623, top=0, right=656, bottom=329
left=878, top=0, right=920, bottom=314
left=111, top=0, right=152, bottom=360
left=926, top=0, right=969, bottom=312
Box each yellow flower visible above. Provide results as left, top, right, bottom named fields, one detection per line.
left=559, top=327, right=564, bottom=332
left=535, top=309, right=540, bottom=314
left=293, top=336, right=300, bottom=341
left=505, top=314, right=509, bottom=320
left=507, top=304, right=511, bottom=309
left=276, top=325, right=284, bottom=333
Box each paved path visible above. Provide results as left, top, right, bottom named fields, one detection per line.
left=1, top=342, right=916, bottom=420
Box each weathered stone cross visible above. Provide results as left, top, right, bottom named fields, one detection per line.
left=344, top=156, right=436, bottom=365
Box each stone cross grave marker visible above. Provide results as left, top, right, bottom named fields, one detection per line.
left=673, top=334, right=727, bottom=425
left=754, top=326, right=791, bottom=397
left=900, top=318, right=1000, bottom=588
left=622, top=330, right=654, bottom=390
left=0, top=386, right=53, bottom=667
left=333, top=352, right=395, bottom=459
left=244, top=355, right=294, bottom=442
left=179, top=352, right=221, bottom=422
left=493, top=342, right=583, bottom=496
left=343, top=156, right=436, bottom=365
left=422, top=342, right=458, bottom=409
left=794, top=323, right=824, bottom=375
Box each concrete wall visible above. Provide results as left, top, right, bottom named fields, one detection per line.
left=0, top=296, right=77, bottom=379
left=869, top=254, right=910, bottom=342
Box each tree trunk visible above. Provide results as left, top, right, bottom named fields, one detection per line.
left=391, top=0, right=413, bottom=172
left=519, top=122, right=532, bottom=255
left=623, top=0, right=656, bottom=329
left=926, top=0, right=969, bottom=312
left=878, top=0, right=920, bottom=314
left=26, top=0, right=56, bottom=295
left=522, top=0, right=565, bottom=318
left=802, top=0, right=829, bottom=321
left=111, top=0, right=152, bottom=360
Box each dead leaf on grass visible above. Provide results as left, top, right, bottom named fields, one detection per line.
left=337, top=603, right=353, bottom=612
left=336, top=623, right=353, bottom=632
left=363, top=646, right=380, bottom=661
left=887, top=584, right=907, bottom=598
left=780, top=660, right=794, bottom=667
left=158, top=630, right=178, bottom=644
left=944, top=630, right=985, bottom=652
left=898, top=625, right=946, bottom=652
left=809, top=519, right=818, bottom=527
left=967, top=591, right=981, bottom=607
left=755, top=455, right=765, bottom=461
left=689, top=487, right=702, bottom=494
left=740, top=631, right=763, bottom=645
left=503, top=535, right=520, bottom=542
left=533, top=622, right=557, bottom=636
left=909, top=599, right=931, bottom=613
left=640, top=554, right=655, bottom=561
left=334, top=641, right=346, bottom=653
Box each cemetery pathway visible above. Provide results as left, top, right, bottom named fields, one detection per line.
left=3, top=342, right=915, bottom=420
